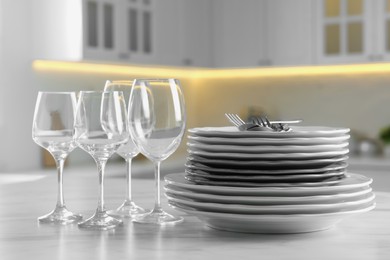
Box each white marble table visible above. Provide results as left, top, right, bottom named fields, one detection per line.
left=0, top=163, right=389, bottom=260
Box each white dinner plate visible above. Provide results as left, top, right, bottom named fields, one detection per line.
left=168, top=201, right=376, bottom=233
left=164, top=185, right=373, bottom=205
left=185, top=161, right=348, bottom=175
left=185, top=168, right=346, bottom=182
left=164, top=173, right=373, bottom=196
left=166, top=192, right=375, bottom=214
left=188, top=155, right=348, bottom=169
left=189, top=126, right=350, bottom=138
left=184, top=174, right=345, bottom=187
left=188, top=134, right=350, bottom=145
left=187, top=141, right=349, bottom=153
left=188, top=148, right=349, bottom=160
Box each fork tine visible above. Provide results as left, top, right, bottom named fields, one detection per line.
left=225, top=113, right=240, bottom=127
left=231, top=114, right=246, bottom=125
left=225, top=113, right=236, bottom=126
left=254, top=117, right=262, bottom=126
left=226, top=113, right=239, bottom=126
left=264, top=116, right=272, bottom=127
left=258, top=117, right=265, bottom=127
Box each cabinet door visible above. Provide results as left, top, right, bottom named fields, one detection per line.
left=266, top=0, right=313, bottom=66
left=118, top=0, right=155, bottom=64
left=212, top=0, right=267, bottom=68
left=152, top=0, right=181, bottom=66
left=178, top=0, right=213, bottom=67
left=315, top=0, right=373, bottom=64
left=376, top=0, right=390, bottom=61
left=82, top=0, right=121, bottom=61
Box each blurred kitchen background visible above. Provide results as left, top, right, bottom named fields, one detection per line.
left=1, top=0, right=390, bottom=173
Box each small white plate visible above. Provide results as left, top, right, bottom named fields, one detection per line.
left=185, top=161, right=348, bottom=175
left=187, top=141, right=349, bottom=153
left=168, top=201, right=376, bottom=233
left=185, top=168, right=346, bottom=182
left=189, top=126, right=350, bottom=138
left=188, top=148, right=349, bottom=160
left=188, top=155, right=348, bottom=168
left=166, top=192, right=375, bottom=214
left=188, top=134, right=350, bottom=145
left=164, top=185, right=373, bottom=205
left=164, top=173, right=372, bottom=196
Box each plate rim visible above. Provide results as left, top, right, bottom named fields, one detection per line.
left=187, top=148, right=350, bottom=159
left=188, top=134, right=351, bottom=145
left=166, top=192, right=375, bottom=213
left=184, top=161, right=348, bottom=175
left=164, top=172, right=373, bottom=195
left=164, top=184, right=373, bottom=204
left=187, top=141, right=350, bottom=153
left=188, top=126, right=350, bottom=138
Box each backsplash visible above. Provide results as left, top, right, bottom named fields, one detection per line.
left=27, top=62, right=390, bottom=168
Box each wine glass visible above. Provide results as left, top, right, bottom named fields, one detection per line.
left=128, top=79, right=186, bottom=224
left=32, top=91, right=82, bottom=224
left=103, top=80, right=145, bottom=218
left=75, top=91, right=129, bottom=230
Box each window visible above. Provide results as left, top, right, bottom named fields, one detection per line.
left=323, top=0, right=364, bottom=56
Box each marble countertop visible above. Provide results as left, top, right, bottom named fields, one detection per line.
left=0, top=162, right=389, bottom=260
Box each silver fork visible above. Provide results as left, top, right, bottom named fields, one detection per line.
left=225, top=113, right=272, bottom=131
left=225, top=113, right=245, bottom=127
left=251, top=116, right=267, bottom=127
left=251, top=116, right=291, bottom=132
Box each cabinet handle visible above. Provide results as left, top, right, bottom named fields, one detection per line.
left=258, top=60, right=272, bottom=66
left=368, top=54, right=384, bottom=61
left=118, top=53, right=130, bottom=60
left=376, top=55, right=384, bottom=61
left=183, top=58, right=193, bottom=66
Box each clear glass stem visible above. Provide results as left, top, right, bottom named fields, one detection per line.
left=95, top=159, right=108, bottom=213
left=55, top=158, right=66, bottom=208
left=154, top=161, right=162, bottom=211
left=125, top=158, right=132, bottom=202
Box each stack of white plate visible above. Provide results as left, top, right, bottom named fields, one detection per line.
left=164, top=126, right=376, bottom=233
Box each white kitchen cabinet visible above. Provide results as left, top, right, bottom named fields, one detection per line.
left=266, top=0, right=313, bottom=66
left=315, top=0, right=372, bottom=64
left=212, top=0, right=313, bottom=68
left=212, top=0, right=266, bottom=68
left=314, top=0, right=390, bottom=64
left=83, top=0, right=199, bottom=66
left=150, top=0, right=181, bottom=66
left=82, top=0, right=121, bottom=61
left=83, top=0, right=215, bottom=67
left=375, top=0, right=390, bottom=61
left=177, top=0, right=213, bottom=67
left=82, top=0, right=155, bottom=63
left=32, top=0, right=183, bottom=66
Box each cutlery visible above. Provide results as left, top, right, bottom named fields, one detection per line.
left=250, top=116, right=291, bottom=132
left=225, top=113, right=272, bottom=131
left=225, top=113, right=300, bottom=132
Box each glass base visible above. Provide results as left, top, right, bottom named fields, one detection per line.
left=78, top=210, right=123, bottom=230
left=107, top=200, right=146, bottom=219
left=133, top=207, right=183, bottom=225
left=38, top=205, right=82, bottom=225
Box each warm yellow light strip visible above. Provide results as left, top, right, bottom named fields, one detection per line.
left=194, top=63, right=390, bottom=79
left=32, top=60, right=390, bottom=79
